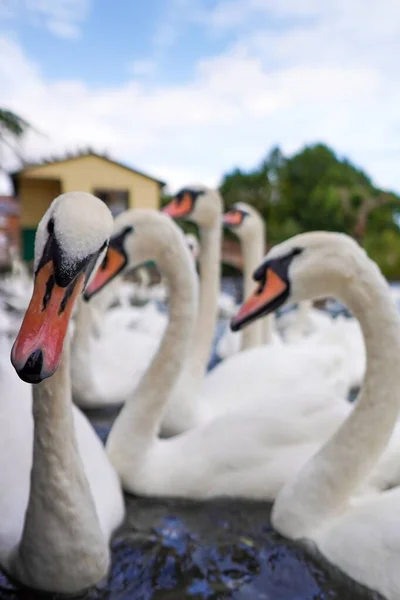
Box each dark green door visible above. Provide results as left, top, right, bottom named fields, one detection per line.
left=22, top=228, right=36, bottom=262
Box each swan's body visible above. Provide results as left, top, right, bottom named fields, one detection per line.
left=276, top=302, right=365, bottom=388
left=232, top=231, right=400, bottom=600
left=71, top=297, right=162, bottom=408
left=6, top=192, right=124, bottom=593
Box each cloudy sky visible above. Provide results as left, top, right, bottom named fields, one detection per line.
left=1, top=0, right=400, bottom=194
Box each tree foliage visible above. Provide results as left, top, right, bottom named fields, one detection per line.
left=0, top=108, right=32, bottom=169
left=220, top=143, right=400, bottom=279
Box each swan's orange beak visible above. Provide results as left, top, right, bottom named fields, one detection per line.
left=231, top=268, right=288, bottom=331
left=11, top=261, right=84, bottom=383
left=223, top=210, right=244, bottom=227
left=85, top=247, right=126, bottom=299
left=163, top=192, right=193, bottom=218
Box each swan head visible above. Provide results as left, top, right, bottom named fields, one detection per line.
left=84, top=209, right=194, bottom=299
left=163, top=184, right=222, bottom=228
left=11, top=192, right=113, bottom=383
left=231, top=231, right=364, bottom=331
left=223, top=203, right=264, bottom=241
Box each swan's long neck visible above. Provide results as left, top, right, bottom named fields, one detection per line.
left=242, top=227, right=276, bottom=347
left=241, top=229, right=266, bottom=348
left=12, top=342, right=109, bottom=592
left=273, top=257, right=400, bottom=537
left=106, top=239, right=197, bottom=463
left=191, top=221, right=221, bottom=375
left=73, top=276, right=119, bottom=347
left=72, top=299, right=94, bottom=356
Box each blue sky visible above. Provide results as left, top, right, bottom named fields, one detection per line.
left=1, top=0, right=400, bottom=193
left=11, top=0, right=225, bottom=85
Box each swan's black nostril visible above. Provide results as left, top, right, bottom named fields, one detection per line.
left=18, top=349, right=44, bottom=384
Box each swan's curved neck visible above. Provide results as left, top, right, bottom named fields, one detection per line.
left=241, top=228, right=266, bottom=348
left=191, top=221, right=221, bottom=375
left=273, top=257, right=400, bottom=537
left=106, top=239, right=197, bottom=461
left=73, top=276, right=119, bottom=348
left=12, top=341, right=109, bottom=591
left=72, top=299, right=94, bottom=354
left=241, top=225, right=276, bottom=347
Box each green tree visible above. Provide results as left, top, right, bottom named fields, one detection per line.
left=219, top=142, right=400, bottom=277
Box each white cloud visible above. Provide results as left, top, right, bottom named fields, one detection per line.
left=1, top=1, right=400, bottom=196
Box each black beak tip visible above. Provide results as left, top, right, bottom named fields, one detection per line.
left=230, top=317, right=241, bottom=332
left=16, top=349, right=45, bottom=384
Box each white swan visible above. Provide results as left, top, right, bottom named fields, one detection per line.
left=217, top=202, right=279, bottom=357
left=4, top=192, right=124, bottom=593
left=160, top=186, right=359, bottom=434
left=85, top=209, right=359, bottom=501
left=221, top=203, right=363, bottom=379
left=231, top=231, right=400, bottom=600
left=160, top=186, right=223, bottom=434
left=70, top=228, right=203, bottom=409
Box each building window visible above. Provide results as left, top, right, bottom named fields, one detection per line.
left=94, top=189, right=129, bottom=217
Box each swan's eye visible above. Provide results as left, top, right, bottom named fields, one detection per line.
left=255, top=269, right=267, bottom=295
left=101, top=252, right=109, bottom=270
left=47, top=218, right=55, bottom=235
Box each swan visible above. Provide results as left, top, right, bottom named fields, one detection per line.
left=70, top=226, right=203, bottom=409
left=85, top=209, right=361, bottom=501
left=221, top=204, right=361, bottom=370
left=231, top=231, right=400, bottom=600
left=160, top=187, right=359, bottom=431
left=217, top=203, right=279, bottom=358
left=159, top=186, right=223, bottom=433
left=3, top=192, right=124, bottom=593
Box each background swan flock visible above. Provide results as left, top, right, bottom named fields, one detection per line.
left=0, top=186, right=398, bottom=599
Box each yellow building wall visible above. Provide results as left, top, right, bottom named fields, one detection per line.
left=24, top=155, right=161, bottom=212
left=20, top=178, right=61, bottom=227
